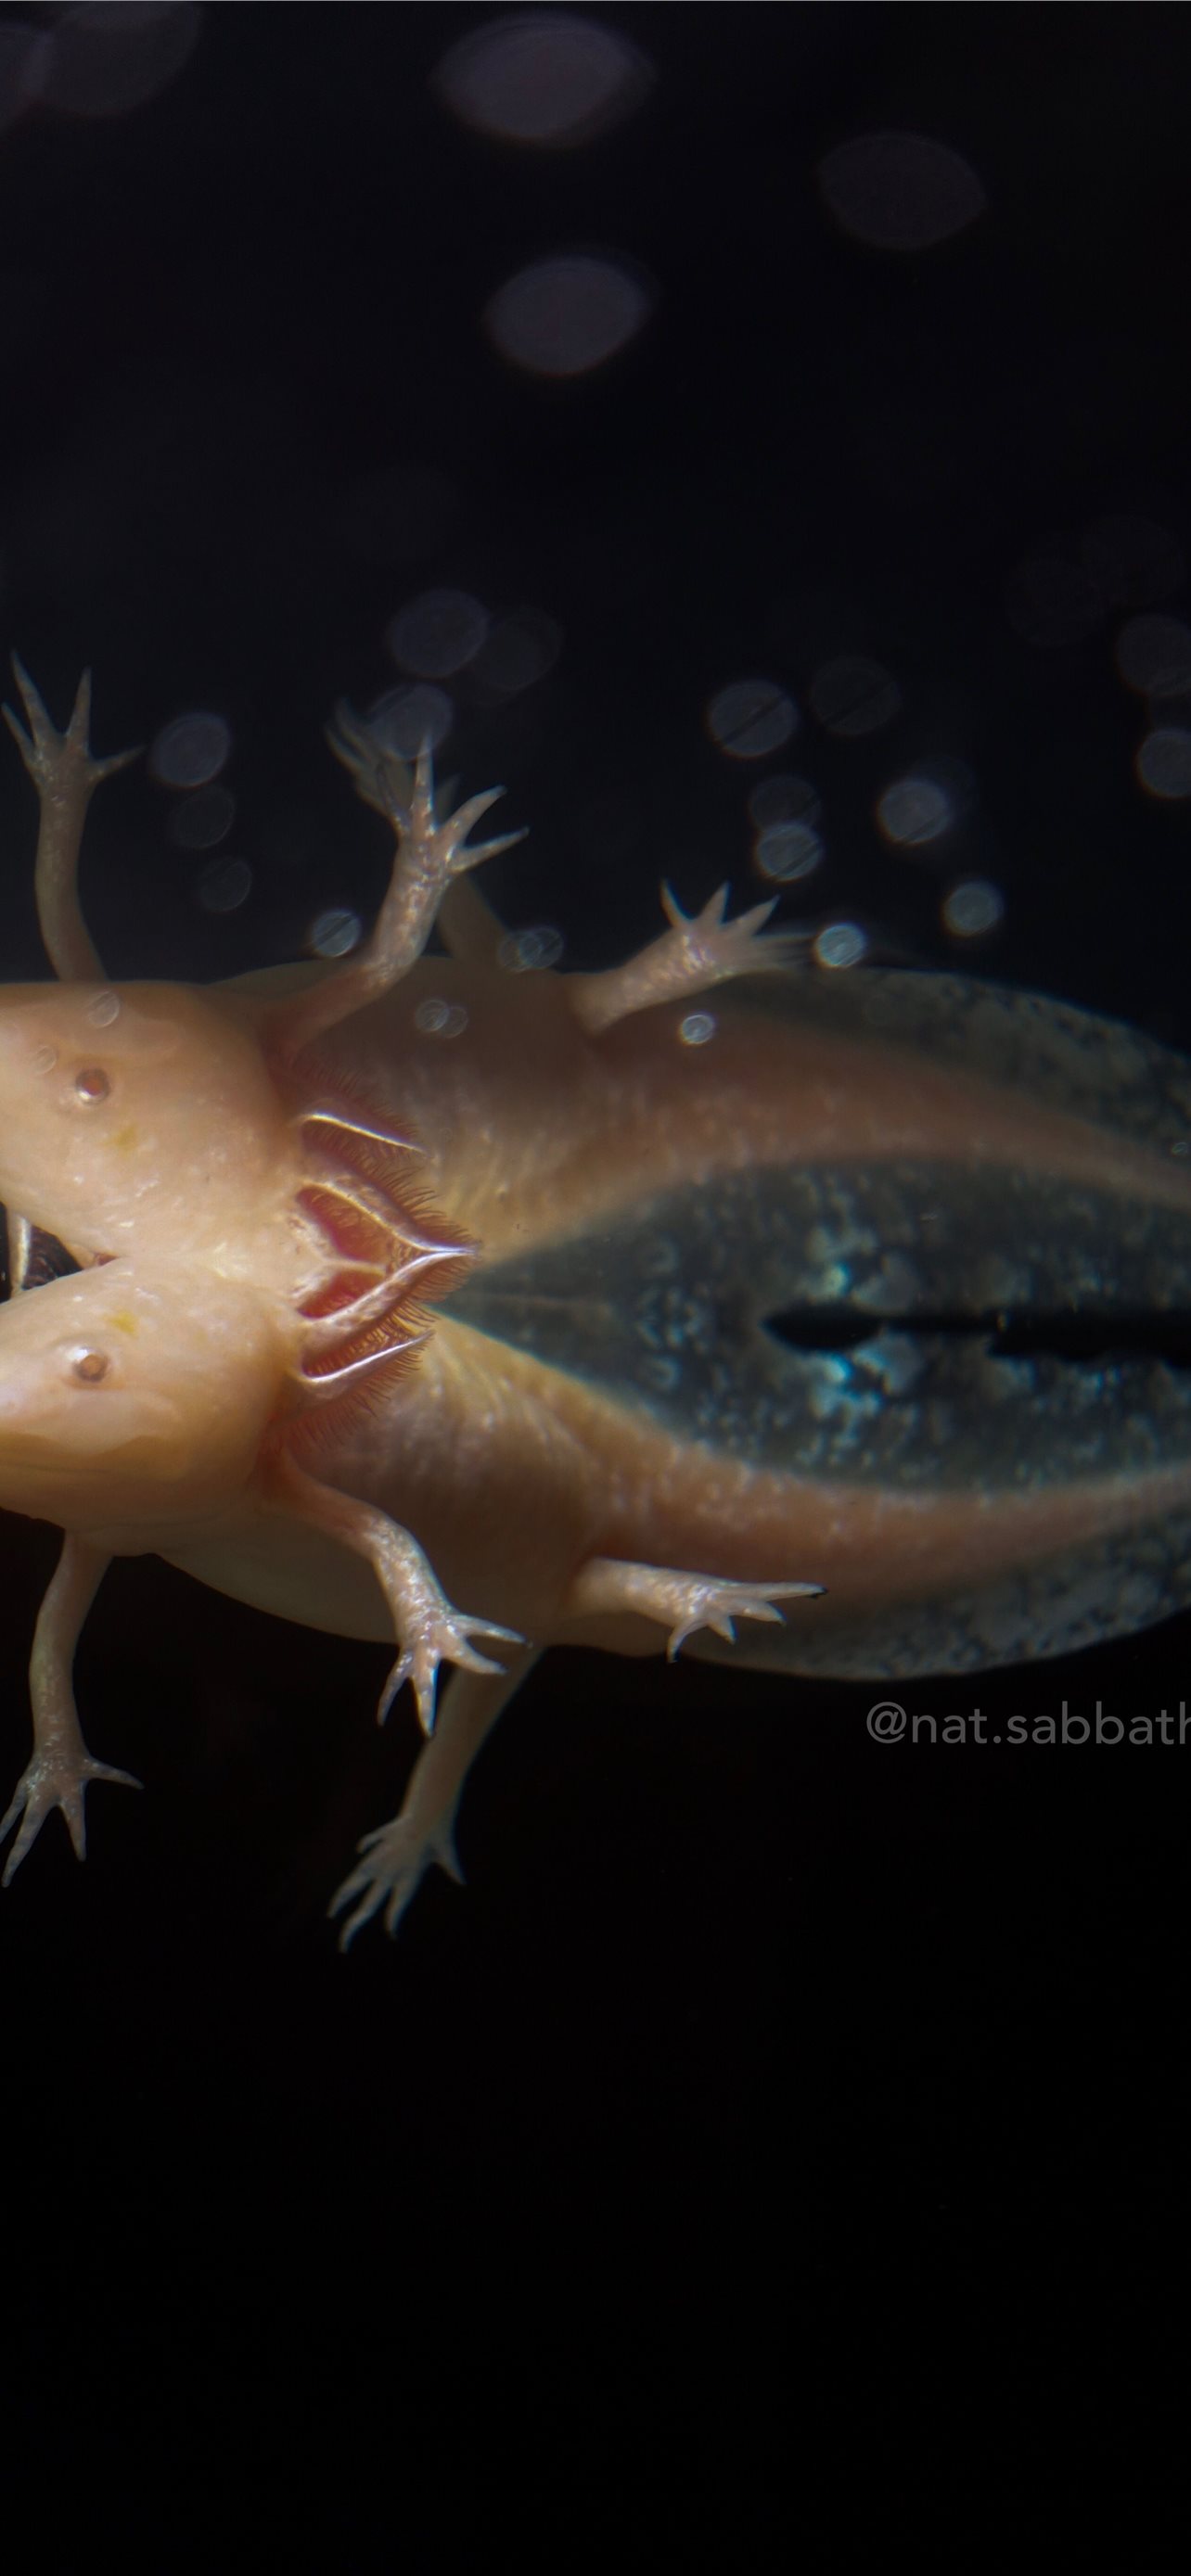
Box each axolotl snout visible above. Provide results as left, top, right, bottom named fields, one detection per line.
left=2, top=663, right=1191, bottom=1944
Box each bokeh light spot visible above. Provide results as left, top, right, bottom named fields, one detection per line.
left=196, top=858, right=251, bottom=915
left=813, top=921, right=867, bottom=970
left=149, top=710, right=232, bottom=788
left=748, top=773, right=821, bottom=832
left=818, top=131, right=986, bottom=251
left=1135, top=727, right=1191, bottom=800
left=1080, top=514, right=1185, bottom=606
left=877, top=772, right=954, bottom=847
left=471, top=608, right=563, bottom=696
left=810, top=657, right=901, bottom=737
left=434, top=12, right=652, bottom=147
left=386, top=588, right=490, bottom=681
left=167, top=784, right=235, bottom=850
left=706, top=678, right=798, bottom=760
left=366, top=684, right=453, bottom=759
left=755, top=820, right=824, bottom=883
left=1115, top=613, right=1191, bottom=696
left=941, top=878, right=1004, bottom=938
left=485, top=253, right=653, bottom=378
left=32, top=3, right=200, bottom=120
left=1003, top=557, right=1104, bottom=648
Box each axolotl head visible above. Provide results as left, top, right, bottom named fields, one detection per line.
left=0, top=977, right=295, bottom=1265
left=0, top=1253, right=286, bottom=1535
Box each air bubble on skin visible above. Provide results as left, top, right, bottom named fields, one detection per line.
left=309, top=909, right=361, bottom=961
left=497, top=925, right=565, bottom=973
left=434, top=12, right=653, bottom=148
left=1135, top=727, right=1191, bottom=800
left=679, top=1012, right=716, bottom=1047
left=485, top=253, right=654, bottom=378
left=942, top=879, right=1004, bottom=938
left=149, top=710, right=232, bottom=788
left=386, top=589, right=490, bottom=681
left=197, top=858, right=251, bottom=914
left=74, top=1066, right=110, bottom=1103
left=86, top=990, right=121, bottom=1027
left=415, top=999, right=468, bottom=1040
left=813, top=921, right=866, bottom=970
left=809, top=657, right=900, bottom=737
left=707, top=679, right=798, bottom=761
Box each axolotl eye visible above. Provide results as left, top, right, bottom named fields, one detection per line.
left=67, top=1345, right=110, bottom=1385
left=73, top=1066, right=110, bottom=1103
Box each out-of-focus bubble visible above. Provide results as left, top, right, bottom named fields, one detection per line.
left=309, top=909, right=362, bottom=960
left=809, top=657, right=901, bottom=738
left=748, top=773, right=821, bottom=832
left=434, top=11, right=652, bottom=148
left=818, top=132, right=986, bottom=252
left=497, top=925, right=565, bottom=973
left=755, top=820, right=824, bottom=883
left=941, top=878, right=1004, bottom=938
left=31, top=3, right=200, bottom=120
left=1115, top=614, right=1191, bottom=696
left=679, top=1012, right=716, bottom=1047
left=196, top=858, right=251, bottom=916
left=471, top=608, right=563, bottom=697
left=813, top=921, right=867, bottom=970
left=336, top=465, right=461, bottom=567
left=706, top=678, right=798, bottom=761
left=167, top=784, right=235, bottom=850
left=415, top=998, right=469, bottom=1040
left=1003, top=557, right=1104, bottom=649
left=87, top=990, right=121, bottom=1028
left=1135, top=728, right=1191, bottom=800
left=366, top=684, right=453, bottom=759
left=149, top=710, right=232, bottom=789
left=0, top=21, right=49, bottom=131
left=484, top=253, right=653, bottom=378
left=1080, top=514, right=1185, bottom=607
left=385, top=588, right=490, bottom=681
left=877, top=772, right=954, bottom=847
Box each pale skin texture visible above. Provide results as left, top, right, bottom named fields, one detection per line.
left=0, top=668, right=813, bottom=1943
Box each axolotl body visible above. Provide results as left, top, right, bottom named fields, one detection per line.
left=2, top=667, right=1191, bottom=1942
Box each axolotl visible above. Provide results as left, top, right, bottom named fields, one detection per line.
left=1, top=664, right=1190, bottom=1944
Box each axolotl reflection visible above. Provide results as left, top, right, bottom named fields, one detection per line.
left=0, top=664, right=1189, bottom=1944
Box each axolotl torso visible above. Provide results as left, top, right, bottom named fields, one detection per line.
left=2, top=667, right=1191, bottom=1941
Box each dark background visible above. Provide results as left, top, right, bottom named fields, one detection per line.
left=1, top=4, right=1187, bottom=2553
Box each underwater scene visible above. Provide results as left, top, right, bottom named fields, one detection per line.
left=0, top=4, right=1186, bottom=2548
